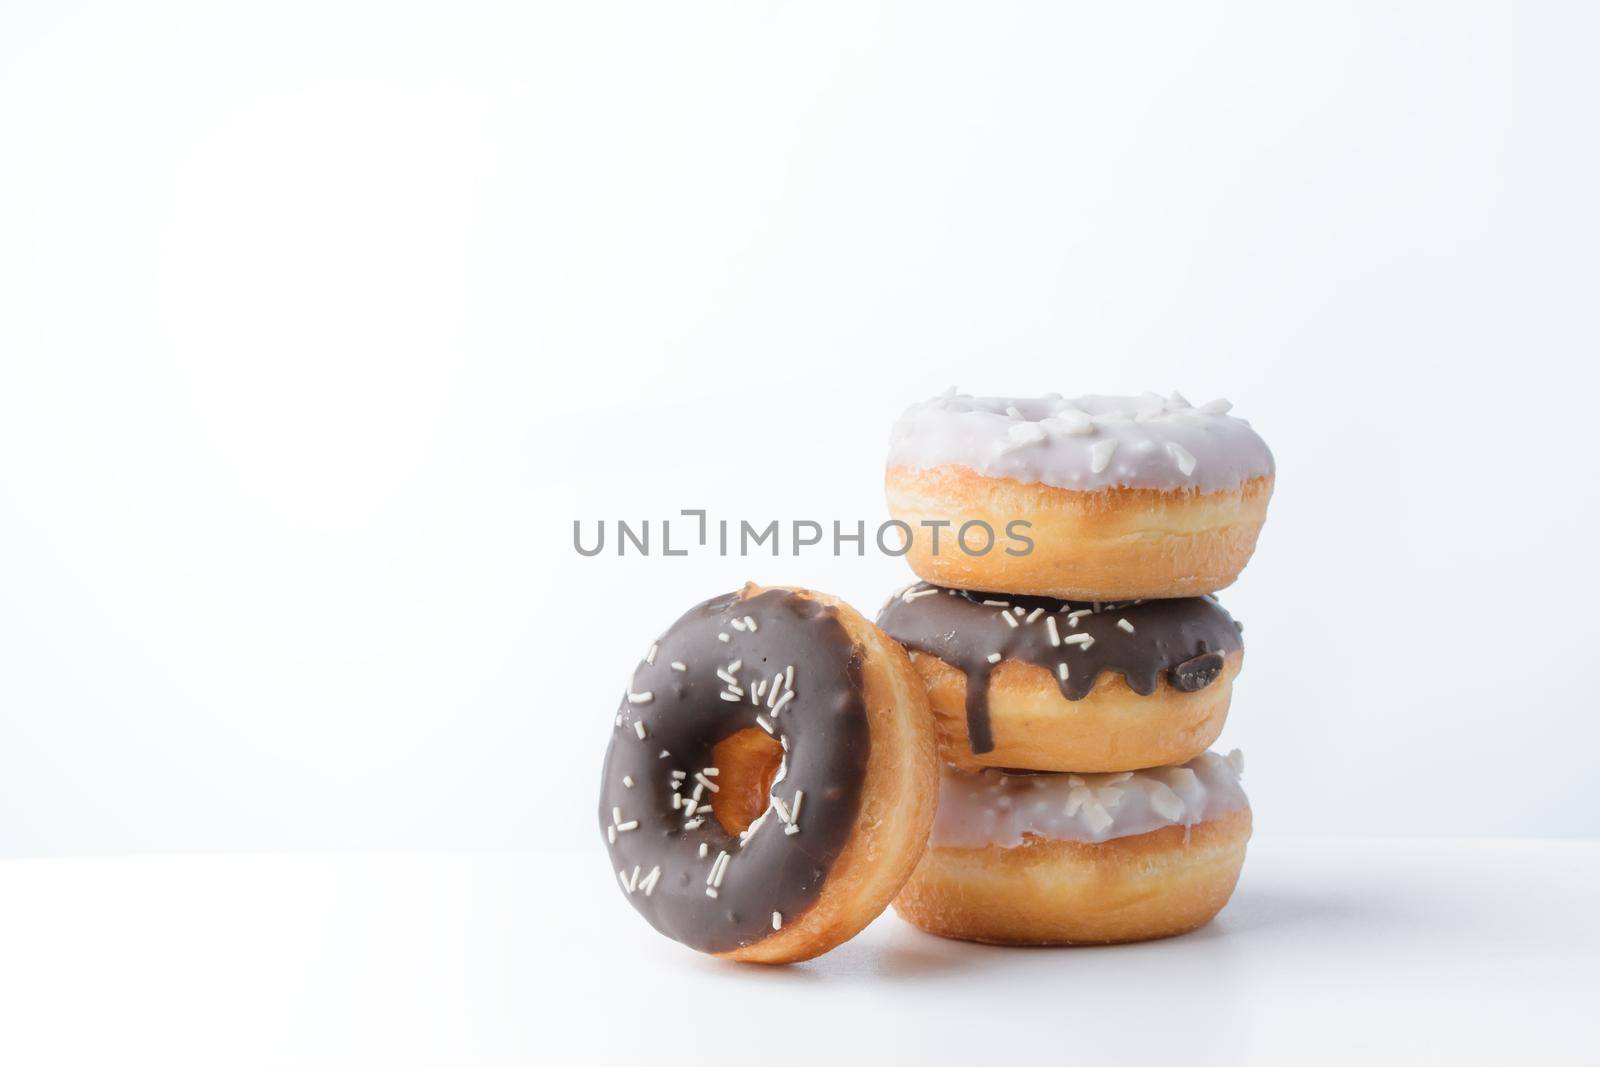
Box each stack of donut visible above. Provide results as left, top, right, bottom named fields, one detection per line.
left=597, top=390, right=1272, bottom=962
left=877, top=390, right=1272, bottom=944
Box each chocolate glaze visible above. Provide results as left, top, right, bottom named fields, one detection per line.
left=1170, top=651, right=1226, bottom=692
left=597, top=588, right=870, bottom=954
left=876, top=584, right=1243, bottom=755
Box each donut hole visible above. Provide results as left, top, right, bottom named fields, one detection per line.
left=709, top=728, right=785, bottom=837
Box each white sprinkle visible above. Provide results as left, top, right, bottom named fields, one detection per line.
left=767, top=674, right=784, bottom=707
left=772, top=911, right=783, bottom=930
left=718, top=632, right=730, bottom=643
left=1226, top=748, right=1246, bottom=775
left=902, top=586, right=940, bottom=602
left=738, top=809, right=771, bottom=848
left=756, top=716, right=774, bottom=734
left=1082, top=803, right=1114, bottom=835
left=671, top=769, right=687, bottom=779
left=711, top=851, right=731, bottom=888
left=716, top=668, right=738, bottom=685
left=612, top=807, right=623, bottom=826
left=1046, top=616, right=1061, bottom=647
left=1134, top=396, right=1166, bottom=421
left=699, top=842, right=709, bottom=858
left=1025, top=608, right=1044, bottom=624
left=1117, top=618, right=1135, bottom=634
left=633, top=721, right=648, bottom=740
left=618, top=870, right=632, bottom=894
left=702, top=767, right=719, bottom=776
left=785, top=665, right=794, bottom=690
left=693, top=773, right=720, bottom=793
left=627, top=692, right=653, bottom=705
left=1168, top=390, right=1192, bottom=408
left=641, top=866, right=662, bottom=896
left=607, top=825, right=616, bottom=843
left=743, top=616, right=758, bottom=631
left=1167, top=768, right=1199, bottom=793
left=1064, top=786, right=1087, bottom=816
left=730, top=617, right=747, bottom=632
left=1041, top=409, right=1094, bottom=436
left=1062, top=633, right=1093, bottom=647
left=755, top=679, right=768, bottom=700
left=986, top=652, right=1002, bottom=664
left=771, top=796, right=792, bottom=823
left=670, top=661, right=687, bottom=672
left=658, top=750, right=670, bottom=758
left=1057, top=663, right=1069, bottom=682
left=771, top=690, right=795, bottom=716
left=719, top=691, right=742, bottom=703
left=1167, top=441, right=1197, bottom=476
left=1000, top=611, right=1018, bottom=628
left=789, top=790, right=803, bottom=824
left=1199, top=397, right=1233, bottom=415
left=622, top=775, right=634, bottom=788
left=616, top=820, right=638, bottom=832
left=645, top=644, right=658, bottom=665
left=684, top=818, right=703, bottom=829
left=1147, top=781, right=1186, bottom=822
left=1090, top=438, right=1117, bottom=474
left=728, top=659, right=742, bottom=673
left=671, top=794, right=681, bottom=810
left=1013, top=606, right=1025, bottom=616
left=982, top=599, right=1010, bottom=607
left=1067, top=608, right=1094, bottom=619
left=1001, top=421, right=1049, bottom=457
left=784, top=824, right=800, bottom=836
left=705, top=887, right=718, bottom=899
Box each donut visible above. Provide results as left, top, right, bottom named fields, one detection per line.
left=886, top=391, right=1274, bottom=600
left=877, top=582, right=1243, bottom=772
left=598, top=583, right=937, bottom=964
left=894, top=751, right=1251, bottom=945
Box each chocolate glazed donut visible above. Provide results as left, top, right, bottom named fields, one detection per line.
left=599, top=585, right=936, bottom=962
left=877, top=584, right=1244, bottom=773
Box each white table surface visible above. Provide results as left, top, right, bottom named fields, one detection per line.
left=1, top=837, right=1595, bottom=1066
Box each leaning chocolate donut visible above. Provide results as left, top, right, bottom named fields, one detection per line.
left=599, top=584, right=936, bottom=964
left=877, top=583, right=1243, bottom=773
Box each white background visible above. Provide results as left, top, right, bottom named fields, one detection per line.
left=3, top=0, right=1598, bottom=863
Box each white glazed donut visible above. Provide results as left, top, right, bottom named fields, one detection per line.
left=886, top=391, right=1275, bottom=600
left=893, top=750, right=1252, bottom=945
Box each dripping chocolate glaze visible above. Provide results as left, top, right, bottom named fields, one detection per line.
left=598, top=588, right=870, bottom=955
left=876, top=585, right=1243, bottom=755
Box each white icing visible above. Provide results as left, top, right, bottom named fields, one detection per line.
left=888, top=390, right=1274, bottom=493
left=929, top=749, right=1249, bottom=847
